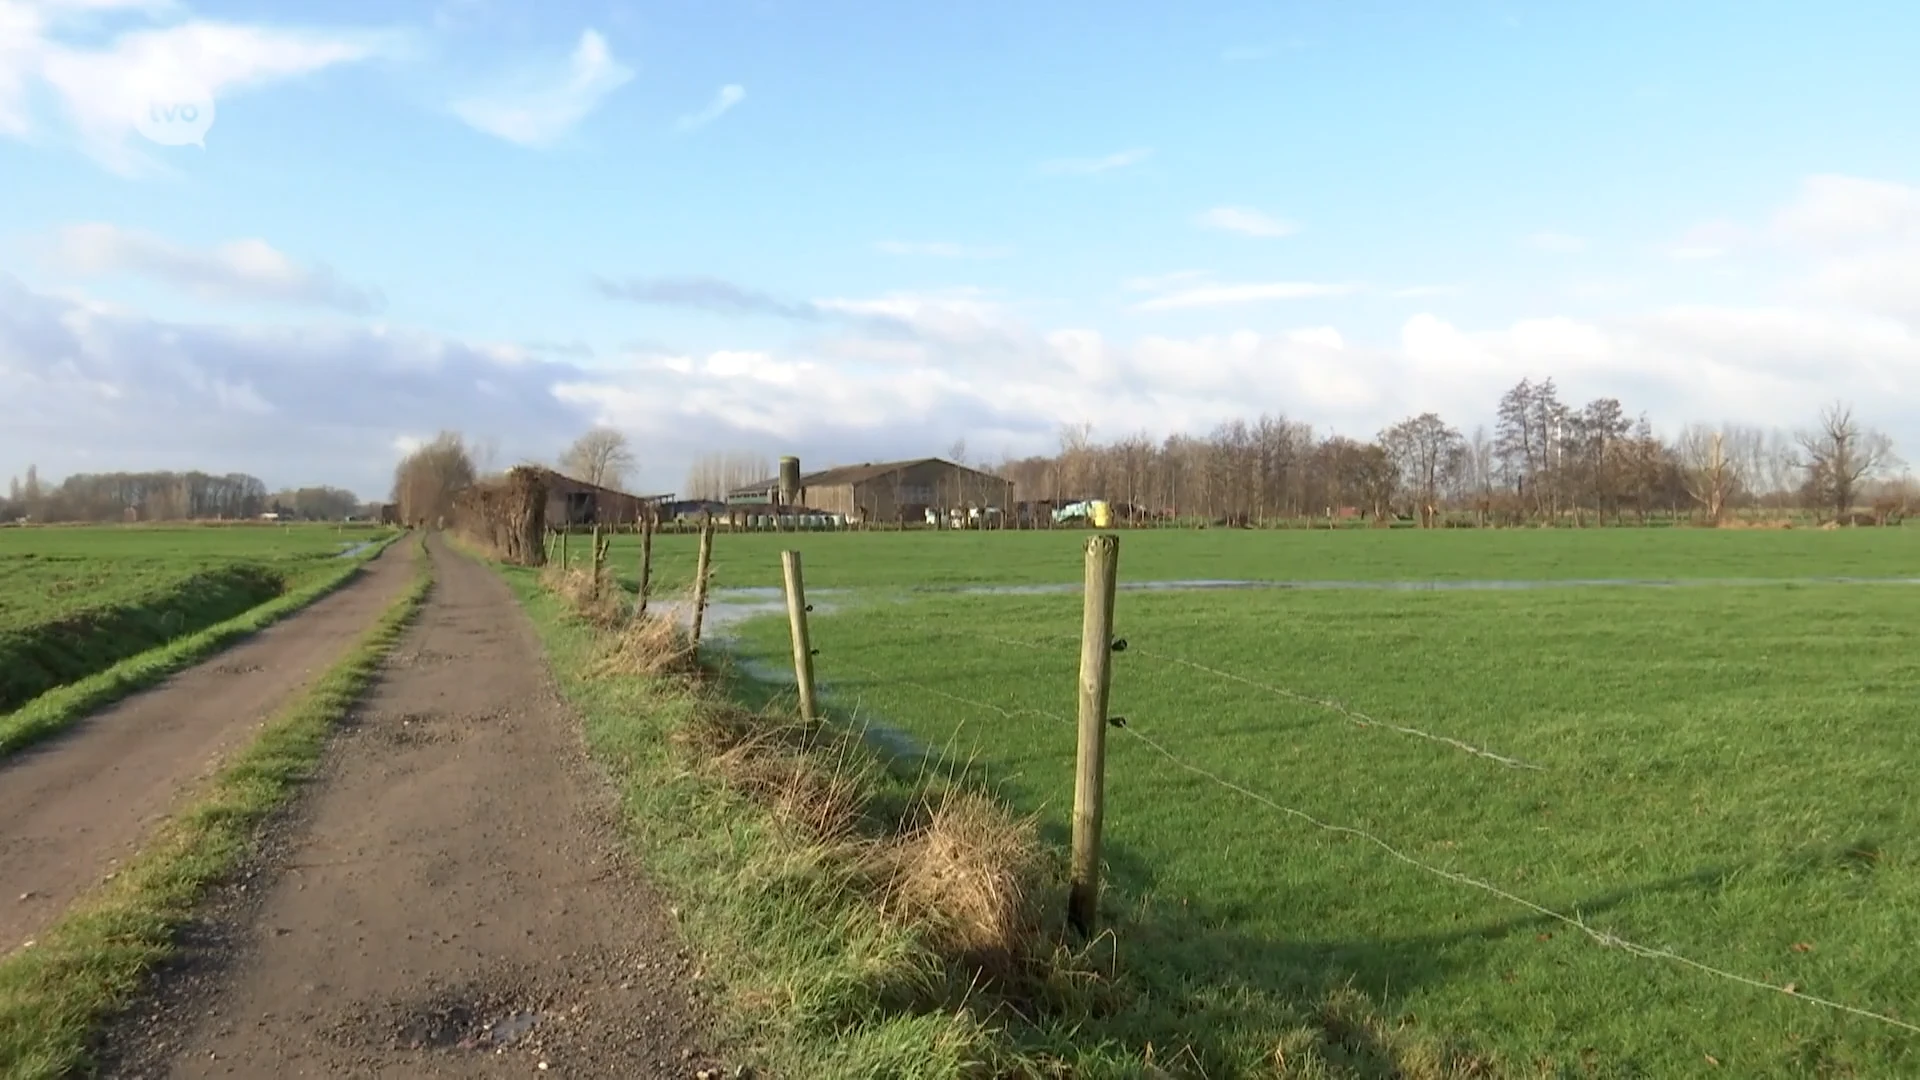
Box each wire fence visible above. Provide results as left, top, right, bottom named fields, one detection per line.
left=799, top=608, right=1920, bottom=1040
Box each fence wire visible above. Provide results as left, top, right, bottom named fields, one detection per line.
left=816, top=623, right=1919, bottom=1039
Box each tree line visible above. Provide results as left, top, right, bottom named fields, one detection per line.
left=0, top=466, right=376, bottom=524
left=991, top=380, right=1909, bottom=525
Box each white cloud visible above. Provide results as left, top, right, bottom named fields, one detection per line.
left=1664, top=220, right=1747, bottom=261
left=1768, top=175, right=1920, bottom=320
left=1774, top=174, right=1920, bottom=248
left=1286, top=326, right=1345, bottom=349
left=1039, top=146, right=1153, bottom=175
left=675, top=82, right=743, bottom=131
left=2, top=0, right=396, bottom=173
left=1524, top=231, right=1588, bottom=253
left=1391, top=284, right=1465, bottom=298
left=0, top=272, right=593, bottom=497
left=1122, top=269, right=1210, bottom=293
left=45, top=222, right=382, bottom=313
left=452, top=28, right=632, bottom=147
left=1196, top=205, right=1298, bottom=238
left=874, top=240, right=1013, bottom=259
left=1134, top=281, right=1360, bottom=311
left=12, top=171, right=1920, bottom=500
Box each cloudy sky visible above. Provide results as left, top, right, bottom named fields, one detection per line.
left=2, top=0, right=1918, bottom=500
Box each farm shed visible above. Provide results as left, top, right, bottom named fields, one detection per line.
left=727, top=457, right=1013, bottom=525
left=531, top=467, right=671, bottom=527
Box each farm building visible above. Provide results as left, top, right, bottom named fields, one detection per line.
left=529, top=467, right=672, bottom=527
left=727, top=457, right=1013, bottom=525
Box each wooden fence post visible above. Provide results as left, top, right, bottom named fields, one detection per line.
left=636, top=509, right=655, bottom=619
left=690, top=514, right=715, bottom=649
left=780, top=550, right=819, bottom=725
left=1069, top=533, right=1120, bottom=936
left=590, top=524, right=605, bottom=597
left=559, top=528, right=569, bottom=569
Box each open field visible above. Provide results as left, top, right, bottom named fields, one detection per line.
left=0, top=524, right=395, bottom=712
left=708, top=527, right=1920, bottom=1076
left=592, top=525, right=1920, bottom=595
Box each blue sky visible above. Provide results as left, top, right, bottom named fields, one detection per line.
left=3, top=0, right=1919, bottom=499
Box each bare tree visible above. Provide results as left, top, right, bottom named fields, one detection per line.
left=559, top=427, right=636, bottom=490
left=392, top=431, right=478, bottom=526
left=1380, top=412, right=1463, bottom=526
left=684, top=451, right=774, bottom=501
left=1795, top=402, right=1898, bottom=520
left=1677, top=424, right=1739, bottom=524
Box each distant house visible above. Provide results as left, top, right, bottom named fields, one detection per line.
left=259, top=511, right=281, bottom=522
left=727, top=457, right=1013, bottom=525
left=529, top=467, right=672, bottom=528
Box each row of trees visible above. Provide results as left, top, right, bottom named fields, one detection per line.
left=0, top=465, right=379, bottom=524
left=992, top=381, right=1908, bottom=525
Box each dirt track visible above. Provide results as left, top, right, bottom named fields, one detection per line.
left=0, top=541, right=416, bottom=953
left=105, top=534, right=715, bottom=1078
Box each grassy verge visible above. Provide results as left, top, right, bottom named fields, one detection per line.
left=0, top=533, right=431, bottom=1079
left=506, top=567, right=1083, bottom=1079
left=0, top=531, right=407, bottom=758
left=0, top=565, right=288, bottom=713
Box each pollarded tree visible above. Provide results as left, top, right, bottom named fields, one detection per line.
left=1795, top=402, right=1899, bottom=521
left=1677, top=424, right=1739, bottom=524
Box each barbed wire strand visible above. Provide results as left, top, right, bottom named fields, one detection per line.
left=1128, top=646, right=1545, bottom=771
left=1115, top=717, right=1920, bottom=1036
left=816, top=631, right=1919, bottom=1034
left=975, top=631, right=1543, bottom=771
left=833, top=658, right=1073, bottom=728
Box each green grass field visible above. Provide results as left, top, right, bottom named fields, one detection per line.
left=675, top=527, right=1920, bottom=1076
left=588, top=525, right=1920, bottom=594
left=0, top=523, right=394, bottom=712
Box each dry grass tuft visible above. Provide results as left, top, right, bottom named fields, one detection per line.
left=542, top=565, right=624, bottom=626
left=596, top=612, right=699, bottom=677
left=677, top=703, right=873, bottom=842
left=714, top=739, right=871, bottom=841
left=875, top=787, right=1054, bottom=982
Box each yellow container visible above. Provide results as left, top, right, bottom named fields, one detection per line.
left=1090, top=500, right=1112, bottom=528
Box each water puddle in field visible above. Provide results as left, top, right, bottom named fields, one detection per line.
left=650, top=588, right=929, bottom=762
left=651, top=587, right=845, bottom=639
left=950, top=575, right=1920, bottom=595
left=335, top=540, right=378, bottom=559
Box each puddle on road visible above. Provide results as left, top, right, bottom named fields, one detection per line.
left=480, top=1011, right=540, bottom=1047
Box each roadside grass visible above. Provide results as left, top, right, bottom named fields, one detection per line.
left=582, top=524, right=1920, bottom=594
left=504, top=568, right=1091, bottom=1079
left=0, top=531, right=405, bottom=759
left=722, top=578, right=1920, bottom=1077
left=0, top=534, right=430, bottom=1080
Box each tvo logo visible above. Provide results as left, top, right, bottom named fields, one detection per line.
left=134, top=88, right=217, bottom=148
